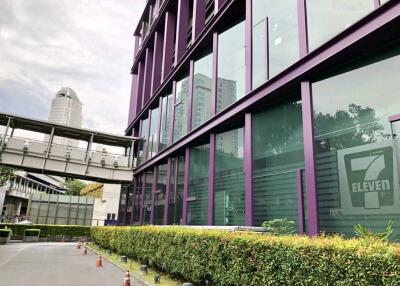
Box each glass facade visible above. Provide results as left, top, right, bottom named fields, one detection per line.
left=252, top=0, right=299, bottom=88
left=312, top=44, right=400, bottom=238
left=159, top=93, right=173, bottom=151
left=168, top=156, right=185, bottom=225
left=138, top=117, right=149, bottom=164
left=252, top=98, right=305, bottom=229
left=217, top=20, right=245, bottom=113
left=173, top=76, right=190, bottom=143
left=192, top=53, right=213, bottom=129
left=154, top=164, right=167, bottom=225
left=187, top=144, right=210, bottom=225
left=142, top=171, right=153, bottom=225
left=214, top=128, right=245, bottom=225
left=307, top=0, right=374, bottom=51
left=148, top=107, right=160, bottom=159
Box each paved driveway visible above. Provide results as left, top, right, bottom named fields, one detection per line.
left=0, top=242, right=146, bottom=286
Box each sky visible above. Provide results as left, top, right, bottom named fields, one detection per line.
left=0, top=0, right=146, bottom=136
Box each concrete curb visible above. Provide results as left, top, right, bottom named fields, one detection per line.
left=86, top=244, right=153, bottom=286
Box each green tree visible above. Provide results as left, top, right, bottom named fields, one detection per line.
left=0, top=164, right=14, bottom=187
left=65, top=179, right=86, bottom=196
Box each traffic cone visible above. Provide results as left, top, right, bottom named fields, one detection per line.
left=96, top=254, right=102, bottom=267
left=123, top=271, right=131, bottom=286
left=83, top=245, right=88, bottom=255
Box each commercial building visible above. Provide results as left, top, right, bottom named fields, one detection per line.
left=120, top=0, right=400, bottom=238
left=48, top=87, right=82, bottom=147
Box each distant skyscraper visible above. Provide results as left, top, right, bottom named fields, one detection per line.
left=48, top=87, right=82, bottom=147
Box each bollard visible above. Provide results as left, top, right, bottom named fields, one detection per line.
left=83, top=245, right=88, bottom=255
left=61, top=236, right=65, bottom=243
left=77, top=241, right=81, bottom=249
left=120, top=255, right=127, bottom=263
left=140, top=265, right=148, bottom=275
left=123, top=271, right=131, bottom=286
left=154, top=274, right=161, bottom=284
left=183, top=283, right=193, bottom=286
left=106, top=249, right=112, bottom=255
left=96, top=254, right=102, bottom=267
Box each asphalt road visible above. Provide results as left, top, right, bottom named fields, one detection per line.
left=0, top=242, right=147, bottom=286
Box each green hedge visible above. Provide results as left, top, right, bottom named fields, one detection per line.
left=91, top=226, right=400, bottom=286
left=0, top=229, right=12, bottom=237
left=0, top=224, right=90, bottom=238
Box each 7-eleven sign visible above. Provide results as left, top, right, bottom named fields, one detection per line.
left=337, top=141, right=400, bottom=215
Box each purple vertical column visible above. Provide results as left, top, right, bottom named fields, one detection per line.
left=163, top=158, right=172, bottom=225
left=207, top=133, right=216, bottom=225
left=139, top=174, right=146, bottom=225
left=301, top=81, right=319, bottom=236
left=182, top=147, right=190, bottom=224
left=151, top=31, right=164, bottom=96
left=174, top=0, right=189, bottom=66
left=135, top=62, right=145, bottom=116
left=296, top=169, right=305, bottom=235
left=211, top=32, right=218, bottom=116
left=214, top=0, right=226, bottom=13
left=162, top=12, right=176, bottom=81
left=297, top=0, right=309, bottom=57
left=244, top=113, right=253, bottom=226
left=245, top=0, right=252, bottom=93
left=187, top=60, right=194, bottom=132
left=192, top=0, right=206, bottom=42
left=142, top=48, right=154, bottom=108
left=150, top=165, right=158, bottom=225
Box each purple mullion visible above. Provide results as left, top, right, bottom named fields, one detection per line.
left=296, top=169, right=305, bottom=235
left=214, top=0, right=226, bottom=13
left=135, top=62, right=145, bottom=116
left=162, top=12, right=176, bottom=81
left=207, top=133, right=216, bottom=225
left=139, top=173, right=146, bottom=224
left=182, top=147, right=190, bottom=224
left=244, top=113, right=253, bottom=226
left=192, top=0, right=206, bottom=42
left=169, top=81, right=177, bottom=145
left=187, top=60, right=195, bottom=132
left=150, top=165, right=158, bottom=225
left=301, top=81, right=319, bottom=236
left=211, top=32, right=218, bottom=116
left=151, top=31, right=164, bottom=97
left=142, top=48, right=154, bottom=108
left=175, top=0, right=189, bottom=66
left=130, top=180, right=136, bottom=225
left=245, top=0, right=252, bottom=93
left=163, top=158, right=172, bottom=224
left=264, top=17, right=270, bottom=81
left=297, top=0, right=309, bottom=57
left=389, top=114, right=400, bottom=123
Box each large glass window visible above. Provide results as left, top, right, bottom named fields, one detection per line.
left=173, top=76, right=190, bottom=143
left=159, top=93, right=173, bottom=151
left=217, top=20, right=245, bottom=113
left=138, top=117, right=149, bottom=164
left=214, top=128, right=245, bottom=225
left=252, top=98, right=305, bottom=229
left=312, top=44, right=400, bottom=238
left=154, top=164, right=167, bottom=225
left=133, top=175, right=143, bottom=224
left=307, top=0, right=374, bottom=51
left=187, top=144, right=210, bottom=225
left=252, top=0, right=299, bottom=88
left=148, top=107, right=160, bottom=159
left=142, top=171, right=153, bottom=225
left=168, top=156, right=185, bottom=224
left=192, top=53, right=213, bottom=129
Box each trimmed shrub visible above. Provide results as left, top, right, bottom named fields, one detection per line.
left=0, top=224, right=90, bottom=239
left=91, top=226, right=400, bottom=286
left=24, top=229, right=41, bottom=236
left=0, top=229, right=12, bottom=237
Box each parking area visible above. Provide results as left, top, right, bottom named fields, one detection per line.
left=0, top=242, right=147, bottom=286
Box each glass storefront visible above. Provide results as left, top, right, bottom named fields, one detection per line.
left=168, top=156, right=185, bottom=225
left=214, top=128, right=245, bottom=225
left=154, top=164, right=167, bottom=225
left=252, top=97, right=304, bottom=229
left=187, top=144, right=210, bottom=225
left=142, top=171, right=153, bottom=225
left=312, top=44, right=400, bottom=237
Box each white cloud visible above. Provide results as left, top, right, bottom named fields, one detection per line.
left=0, top=0, right=146, bottom=135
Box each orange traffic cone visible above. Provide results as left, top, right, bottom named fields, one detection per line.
left=96, top=254, right=102, bottom=267
left=123, top=271, right=131, bottom=286
left=83, top=245, right=88, bottom=255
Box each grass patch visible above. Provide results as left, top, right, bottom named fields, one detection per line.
left=88, top=243, right=187, bottom=286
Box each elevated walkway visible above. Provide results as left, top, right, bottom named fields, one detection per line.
left=0, top=113, right=139, bottom=183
